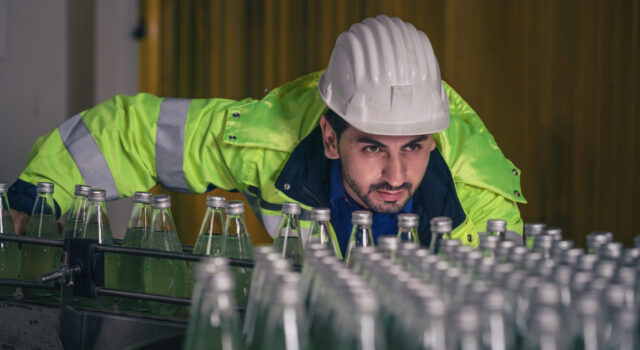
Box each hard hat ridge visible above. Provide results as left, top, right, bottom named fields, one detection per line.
left=319, top=15, right=450, bottom=136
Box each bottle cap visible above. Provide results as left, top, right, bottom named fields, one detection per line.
left=399, top=241, right=420, bottom=251
left=88, top=188, right=107, bottom=202
left=225, top=200, right=244, bottom=215
left=378, top=235, right=399, bottom=252
left=310, top=207, right=330, bottom=221
left=74, top=185, right=91, bottom=197
left=599, top=242, right=623, bottom=260
left=575, top=294, right=600, bottom=315
left=536, top=259, right=557, bottom=278
left=486, top=219, right=506, bottom=232
left=36, top=182, right=54, bottom=194
left=531, top=308, right=560, bottom=332
left=495, top=240, right=515, bottom=258
left=152, top=194, right=171, bottom=209
left=490, top=262, right=515, bottom=283
left=423, top=296, right=447, bottom=316
left=577, top=253, right=599, bottom=271
left=206, top=195, right=226, bottom=208
left=543, top=227, right=563, bottom=240
left=551, top=240, right=574, bottom=257
left=479, top=235, right=499, bottom=250
left=455, top=305, right=480, bottom=332
left=571, top=271, right=594, bottom=292
left=0, top=182, right=6, bottom=193
left=351, top=210, right=372, bottom=225
left=350, top=290, right=379, bottom=313
left=398, top=213, right=418, bottom=228
left=430, top=216, right=452, bottom=233
left=594, top=260, right=617, bottom=280
left=282, top=202, right=301, bottom=215
left=523, top=252, right=543, bottom=271
left=620, top=248, right=640, bottom=266
left=561, top=248, right=584, bottom=265
left=533, top=235, right=554, bottom=250
left=275, top=275, right=301, bottom=305
left=533, top=282, right=560, bottom=306
left=133, top=191, right=152, bottom=204
left=603, top=283, right=627, bottom=309
left=508, top=246, right=529, bottom=264
left=587, top=232, right=612, bottom=249
left=484, top=289, right=506, bottom=310
left=524, top=222, right=545, bottom=236
left=615, top=266, right=636, bottom=286
left=462, top=251, right=484, bottom=271
left=552, top=265, right=573, bottom=285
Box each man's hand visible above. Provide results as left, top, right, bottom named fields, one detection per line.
left=11, top=209, right=30, bottom=235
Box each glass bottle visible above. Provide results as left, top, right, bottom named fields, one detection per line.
left=21, top=182, right=62, bottom=298
left=345, top=210, right=374, bottom=265
left=193, top=195, right=226, bottom=256
left=61, top=184, right=91, bottom=239
left=142, top=194, right=189, bottom=316
left=397, top=213, right=419, bottom=243
left=586, top=231, right=612, bottom=254
left=543, top=227, right=562, bottom=241
left=336, top=290, right=387, bottom=350
left=447, top=305, right=483, bottom=350
left=260, top=274, right=310, bottom=350
left=78, top=188, right=117, bottom=309
left=428, top=216, right=452, bottom=255
left=479, top=235, right=499, bottom=258
left=184, top=269, right=245, bottom=350
left=0, top=181, right=20, bottom=297
left=522, top=307, right=565, bottom=350
left=223, top=200, right=253, bottom=305
left=486, top=219, right=507, bottom=241
left=306, top=207, right=340, bottom=258
left=523, top=222, right=545, bottom=249
left=377, top=235, right=400, bottom=261
left=533, top=235, right=554, bottom=259
left=272, top=202, right=305, bottom=265
left=117, top=191, right=152, bottom=312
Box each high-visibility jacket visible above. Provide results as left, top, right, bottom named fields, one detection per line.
left=9, top=71, right=526, bottom=251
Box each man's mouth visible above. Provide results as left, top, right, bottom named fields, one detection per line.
left=375, top=190, right=404, bottom=202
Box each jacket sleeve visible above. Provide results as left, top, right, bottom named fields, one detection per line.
left=10, top=93, right=241, bottom=217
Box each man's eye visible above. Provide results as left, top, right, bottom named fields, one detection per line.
left=364, top=145, right=379, bottom=153
left=405, top=144, right=421, bottom=152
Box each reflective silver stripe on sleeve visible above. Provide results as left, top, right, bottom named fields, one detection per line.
left=58, top=113, right=119, bottom=200
left=156, top=98, right=191, bottom=192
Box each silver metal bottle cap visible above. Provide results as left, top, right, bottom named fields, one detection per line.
left=152, top=194, right=171, bottom=209
left=225, top=200, right=244, bottom=215
left=578, top=254, right=599, bottom=271
left=0, top=182, right=6, bottom=193
left=352, top=210, right=372, bottom=225
left=282, top=202, right=301, bottom=215
left=486, top=219, right=506, bottom=232
left=206, top=195, right=225, bottom=208
left=524, top=222, right=545, bottom=236
left=543, top=227, right=563, bottom=240
left=599, top=242, right=623, bottom=260
left=378, top=235, right=399, bottom=251
left=74, top=185, right=91, bottom=197
left=455, top=305, right=480, bottom=332
left=133, top=191, right=152, bottom=204
left=480, top=235, right=499, bottom=250
left=587, top=232, right=612, bottom=248
left=88, top=188, right=107, bottom=202
left=310, top=207, right=331, bottom=221
left=484, top=289, right=506, bottom=310
left=398, top=213, right=418, bottom=228
left=430, top=216, right=452, bottom=233
left=561, top=248, right=584, bottom=265
left=36, top=182, right=54, bottom=194
left=533, top=235, right=554, bottom=249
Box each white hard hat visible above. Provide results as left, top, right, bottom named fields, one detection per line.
left=319, top=15, right=449, bottom=136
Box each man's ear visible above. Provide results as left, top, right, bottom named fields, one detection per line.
left=319, top=116, right=340, bottom=159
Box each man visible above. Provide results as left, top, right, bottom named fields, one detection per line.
left=8, top=15, right=525, bottom=256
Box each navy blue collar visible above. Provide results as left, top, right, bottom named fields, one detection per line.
left=275, top=127, right=466, bottom=246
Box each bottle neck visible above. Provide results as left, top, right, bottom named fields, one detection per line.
left=277, top=213, right=300, bottom=238
left=309, top=220, right=331, bottom=244
left=32, top=193, right=56, bottom=217
left=350, top=224, right=373, bottom=246
left=151, top=207, right=176, bottom=233
left=128, top=202, right=152, bottom=229
left=397, top=226, right=418, bottom=242
left=84, top=201, right=113, bottom=243
left=225, top=214, right=248, bottom=237
left=200, top=207, right=225, bottom=236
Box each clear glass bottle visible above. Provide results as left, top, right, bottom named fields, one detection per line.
left=586, top=231, right=612, bottom=254
left=117, top=191, right=152, bottom=312
left=479, top=235, right=499, bottom=258
left=306, top=207, right=340, bottom=258
left=567, top=294, right=606, bottom=350
left=142, top=194, right=189, bottom=316
left=523, top=222, right=545, bottom=249
left=193, top=195, right=226, bottom=256
left=428, top=216, right=452, bottom=255
left=378, top=235, right=400, bottom=261
left=481, top=289, right=516, bottom=350
left=522, top=307, right=565, bottom=350
left=543, top=227, right=562, bottom=241
left=447, top=305, right=483, bottom=350
left=0, top=181, right=20, bottom=297
left=61, top=184, right=91, bottom=239
left=223, top=200, right=253, bottom=305
left=272, top=202, right=305, bottom=265
left=21, top=182, right=62, bottom=298
left=336, top=290, right=387, bottom=350
left=78, top=188, right=118, bottom=309
left=184, top=269, right=245, bottom=350
left=345, top=210, right=374, bottom=265
left=397, top=213, right=419, bottom=243
left=486, top=219, right=507, bottom=241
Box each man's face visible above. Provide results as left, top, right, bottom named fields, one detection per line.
left=320, top=116, right=436, bottom=213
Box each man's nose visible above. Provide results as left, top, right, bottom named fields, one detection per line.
left=382, top=154, right=406, bottom=187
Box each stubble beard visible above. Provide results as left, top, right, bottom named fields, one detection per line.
left=342, top=169, right=413, bottom=214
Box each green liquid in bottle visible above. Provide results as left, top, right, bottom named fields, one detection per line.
left=0, top=217, right=20, bottom=297
left=272, top=236, right=304, bottom=265
left=192, top=233, right=226, bottom=256
left=116, top=227, right=148, bottom=312
left=224, top=236, right=253, bottom=305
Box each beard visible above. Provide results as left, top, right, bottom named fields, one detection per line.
left=343, top=169, right=413, bottom=213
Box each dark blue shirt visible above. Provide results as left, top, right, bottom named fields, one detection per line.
left=328, top=159, right=413, bottom=255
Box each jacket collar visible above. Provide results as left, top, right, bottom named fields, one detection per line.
left=275, top=127, right=466, bottom=244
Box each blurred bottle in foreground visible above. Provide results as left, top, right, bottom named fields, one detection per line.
left=0, top=182, right=20, bottom=297
left=142, top=194, right=189, bottom=317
